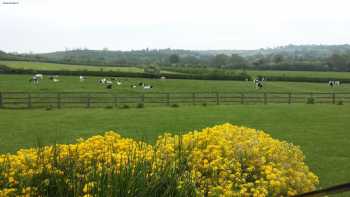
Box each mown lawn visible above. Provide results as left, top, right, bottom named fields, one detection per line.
left=1, top=74, right=350, bottom=93
left=0, top=104, right=349, bottom=190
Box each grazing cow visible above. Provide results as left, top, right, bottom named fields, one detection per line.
left=53, top=78, right=59, bottom=82
left=79, top=76, right=86, bottom=82
left=29, top=76, right=39, bottom=84
left=160, top=76, right=166, bottom=80
left=329, top=80, right=341, bottom=87
left=143, top=85, right=153, bottom=89
left=98, top=78, right=105, bottom=84
left=254, top=79, right=263, bottom=89
left=106, top=84, right=113, bottom=89
left=34, top=74, right=43, bottom=80
left=329, top=81, right=334, bottom=87
left=116, top=81, right=122, bottom=85
left=131, top=85, right=137, bottom=88
left=99, top=78, right=111, bottom=84
left=48, top=75, right=59, bottom=81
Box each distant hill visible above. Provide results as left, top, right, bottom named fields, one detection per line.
left=1, top=44, right=350, bottom=71
left=38, top=49, right=205, bottom=66
left=35, top=44, right=350, bottom=63
left=197, top=44, right=350, bottom=58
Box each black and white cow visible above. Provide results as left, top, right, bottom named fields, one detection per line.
left=329, top=80, right=341, bottom=87
left=106, top=84, right=113, bottom=89
left=254, top=79, right=263, bottom=89
left=34, top=74, right=43, bottom=80
left=99, top=78, right=112, bottom=85
left=143, top=85, right=153, bottom=89
left=29, top=76, right=39, bottom=84
left=48, top=75, right=59, bottom=82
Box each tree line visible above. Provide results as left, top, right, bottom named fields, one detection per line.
left=1, top=45, right=350, bottom=72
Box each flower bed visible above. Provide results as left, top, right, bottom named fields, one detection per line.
left=0, top=124, right=318, bottom=196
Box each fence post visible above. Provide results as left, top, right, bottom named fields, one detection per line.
left=240, top=93, right=244, bottom=104
left=0, top=92, right=3, bottom=108
left=192, top=93, right=196, bottom=105
left=57, top=93, right=61, bottom=108
left=166, top=93, right=170, bottom=106
left=86, top=94, right=91, bottom=108
left=332, top=93, right=336, bottom=104
left=27, top=93, right=32, bottom=108
left=264, top=93, right=267, bottom=104
left=216, top=92, right=220, bottom=105
left=288, top=93, right=292, bottom=104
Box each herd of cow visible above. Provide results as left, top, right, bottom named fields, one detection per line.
left=252, top=78, right=341, bottom=89
left=29, top=74, right=342, bottom=89
left=29, top=74, right=155, bottom=90
left=96, top=77, right=153, bottom=89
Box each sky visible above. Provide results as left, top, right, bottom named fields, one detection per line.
left=1, top=0, right=350, bottom=53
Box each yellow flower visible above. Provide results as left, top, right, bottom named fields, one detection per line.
left=0, top=123, right=318, bottom=197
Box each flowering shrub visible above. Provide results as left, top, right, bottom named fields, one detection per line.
left=156, top=124, right=319, bottom=196
left=0, top=124, right=318, bottom=197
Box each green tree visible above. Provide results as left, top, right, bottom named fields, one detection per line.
left=212, top=54, right=229, bottom=67
left=273, top=54, right=284, bottom=64
left=229, top=54, right=247, bottom=69
left=327, top=54, right=349, bottom=71
left=181, top=55, right=200, bottom=66
left=169, top=54, right=180, bottom=64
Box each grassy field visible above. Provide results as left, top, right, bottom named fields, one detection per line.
left=1, top=72, right=350, bottom=194
left=244, top=69, right=350, bottom=79
left=0, top=60, right=176, bottom=74
left=1, top=74, right=350, bottom=93
left=3, top=60, right=350, bottom=80
left=0, top=105, right=349, bottom=190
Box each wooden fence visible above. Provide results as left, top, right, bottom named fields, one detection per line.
left=0, top=92, right=349, bottom=109
left=293, top=182, right=350, bottom=197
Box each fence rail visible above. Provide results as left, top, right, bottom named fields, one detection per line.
left=293, top=182, right=350, bottom=197
left=0, top=92, right=349, bottom=109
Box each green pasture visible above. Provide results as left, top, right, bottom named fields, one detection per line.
left=244, top=69, right=350, bottom=79
left=1, top=72, right=350, bottom=194
left=2, top=60, right=350, bottom=80
left=0, top=60, right=174, bottom=74
left=0, top=105, right=349, bottom=191
left=1, top=74, right=350, bottom=93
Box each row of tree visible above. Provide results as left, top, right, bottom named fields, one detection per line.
left=168, top=53, right=350, bottom=71
left=2, top=45, right=350, bottom=71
